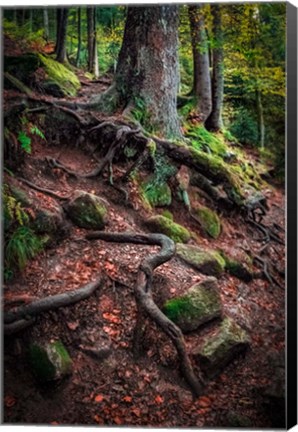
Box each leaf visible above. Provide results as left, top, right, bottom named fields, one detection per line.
left=123, top=395, right=132, bottom=403
left=197, top=396, right=212, bottom=408
left=103, top=312, right=121, bottom=324
left=113, top=416, right=123, bottom=425
left=4, top=395, right=16, bottom=408
left=93, top=415, right=104, bottom=424
left=17, top=131, right=31, bottom=153
left=155, top=395, right=164, bottom=404
left=94, top=394, right=104, bottom=403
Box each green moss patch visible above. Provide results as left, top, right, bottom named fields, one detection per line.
left=145, top=215, right=190, bottom=243
left=219, top=251, right=253, bottom=282
left=176, top=244, right=225, bottom=276
left=29, top=340, right=72, bottom=382
left=193, top=317, right=250, bottom=378
left=163, top=277, right=222, bottom=332
left=38, top=54, right=80, bottom=97
left=195, top=206, right=221, bottom=239
left=64, top=190, right=108, bottom=230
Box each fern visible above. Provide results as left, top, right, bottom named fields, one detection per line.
left=5, top=226, right=43, bottom=271
left=30, top=125, right=46, bottom=141
left=18, top=131, right=31, bottom=153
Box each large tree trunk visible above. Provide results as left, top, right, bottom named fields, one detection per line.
left=76, top=7, right=82, bottom=67
left=87, top=7, right=99, bottom=78
left=93, top=6, right=181, bottom=139
left=55, top=8, right=68, bottom=63
left=205, top=5, right=224, bottom=132
left=188, top=5, right=212, bottom=122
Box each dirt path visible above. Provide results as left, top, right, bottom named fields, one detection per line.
left=3, top=80, right=285, bottom=427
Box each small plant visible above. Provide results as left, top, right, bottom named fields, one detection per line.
left=5, top=226, right=43, bottom=271
left=17, top=118, right=46, bottom=154
left=18, top=130, right=32, bottom=153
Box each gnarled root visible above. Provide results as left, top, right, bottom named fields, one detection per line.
left=86, top=231, right=204, bottom=397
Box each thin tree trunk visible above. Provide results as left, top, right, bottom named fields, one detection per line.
left=188, top=5, right=212, bottom=122
left=43, top=8, right=49, bottom=42
left=205, top=5, right=224, bottom=132
left=256, top=89, right=265, bottom=148
left=76, top=7, right=82, bottom=67
left=55, top=9, right=62, bottom=54
left=87, top=6, right=99, bottom=77
left=56, top=8, right=69, bottom=63
left=29, top=9, right=33, bottom=33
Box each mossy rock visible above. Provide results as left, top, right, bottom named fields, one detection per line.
left=144, top=215, right=190, bottom=243
left=29, top=340, right=72, bottom=382
left=195, top=206, right=221, bottom=239
left=33, top=208, right=67, bottom=237
left=176, top=244, right=225, bottom=276
left=193, top=317, right=250, bottom=378
left=163, top=277, right=222, bottom=332
left=10, top=185, right=32, bottom=207
left=161, top=210, right=174, bottom=220
left=219, top=251, right=253, bottom=282
left=4, top=53, right=80, bottom=97
left=141, top=181, right=172, bottom=207
left=64, top=190, right=108, bottom=230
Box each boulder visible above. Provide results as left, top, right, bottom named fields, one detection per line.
left=176, top=244, right=225, bottom=276
left=195, top=206, right=221, bottom=239
left=219, top=250, right=253, bottom=282
left=28, top=340, right=72, bottom=382
left=163, top=277, right=222, bottom=332
left=192, top=316, right=250, bottom=378
left=64, top=190, right=108, bottom=230
left=145, top=215, right=190, bottom=243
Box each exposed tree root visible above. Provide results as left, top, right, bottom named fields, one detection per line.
left=4, top=277, right=102, bottom=326
left=86, top=231, right=204, bottom=397
left=4, top=318, right=36, bottom=336
left=17, top=176, right=71, bottom=201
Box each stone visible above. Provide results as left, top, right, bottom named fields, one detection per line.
left=162, top=277, right=222, bottom=332
left=145, top=215, right=190, bottom=243
left=176, top=244, right=225, bottom=276
left=224, top=411, right=253, bottom=428
left=195, top=206, right=221, bottom=239
left=142, top=181, right=172, bottom=207
left=193, top=316, right=250, bottom=378
left=64, top=190, right=108, bottom=230
left=219, top=250, right=253, bottom=282
left=29, top=340, right=72, bottom=382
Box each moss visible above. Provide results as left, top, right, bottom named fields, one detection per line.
left=141, top=181, right=172, bottom=207
left=38, top=54, right=80, bottom=97
left=145, top=215, right=190, bottom=243
left=219, top=251, right=253, bottom=282
left=29, top=341, right=72, bottom=382
left=196, top=206, right=221, bottom=239
left=162, top=210, right=174, bottom=220
left=186, top=124, right=229, bottom=157
left=65, top=191, right=108, bottom=230
left=163, top=278, right=221, bottom=332
left=176, top=244, right=225, bottom=276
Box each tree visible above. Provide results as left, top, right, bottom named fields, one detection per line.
left=188, top=4, right=212, bottom=122
left=92, top=5, right=181, bottom=138
left=55, top=8, right=68, bottom=63
left=205, top=4, right=224, bottom=132
left=43, top=8, right=49, bottom=42
left=75, top=7, right=82, bottom=67
left=87, top=6, right=99, bottom=78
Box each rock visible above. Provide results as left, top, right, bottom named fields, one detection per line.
left=141, top=180, right=172, bottom=207
left=224, top=410, right=253, bottom=428
left=33, top=208, right=67, bottom=237
left=145, top=215, right=190, bottom=243
left=29, top=340, right=72, bottom=382
left=64, top=190, right=108, bottom=230
left=192, top=316, right=250, bottom=378
left=163, top=277, right=222, bottom=332
left=219, top=250, right=253, bottom=282
left=4, top=53, right=81, bottom=97
left=195, top=206, right=221, bottom=239
left=176, top=244, right=225, bottom=276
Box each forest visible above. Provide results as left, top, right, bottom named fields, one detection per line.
left=2, top=3, right=286, bottom=428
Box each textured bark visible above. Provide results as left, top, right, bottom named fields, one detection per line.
left=205, top=5, right=224, bottom=132
left=256, top=89, right=265, bottom=148
left=56, top=8, right=69, bottom=63
left=94, top=6, right=181, bottom=138
left=188, top=5, right=212, bottom=121
left=87, top=7, right=99, bottom=78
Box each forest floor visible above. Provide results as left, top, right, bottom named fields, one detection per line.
left=3, top=74, right=285, bottom=428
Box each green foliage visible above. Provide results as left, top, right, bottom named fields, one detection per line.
left=30, top=125, right=46, bottom=140
left=3, top=183, right=44, bottom=280
left=17, top=131, right=32, bottom=153
left=186, top=124, right=228, bottom=156
left=229, top=108, right=259, bottom=146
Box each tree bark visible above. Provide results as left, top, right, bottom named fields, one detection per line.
left=76, top=7, right=82, bottom=67
left=87, top=7, right=99, bottom=78
left=43, top=8, right=49, bottom=42
left=188, top=5, right=212, bottom=122
left=256, top=89, right=265, bottom=148
left=205, top=5, right=224, bottom=132
left=55, top=8, right=68, bottom=63
left=93, top=6, right=181, bottom=138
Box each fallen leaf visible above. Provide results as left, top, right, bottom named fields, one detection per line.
left=123, top=395, right=132, bottom=403
left=197, top=396, right=211, bottom=408
left=155, top=395, right=164, bottom=404
left=93, top=415, right=104, bottom=424
left=94, top=394, right=104, bottom=403
left=113, top=416, right=123, bottom=425
left=4, top=395, right=16, bottom=408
